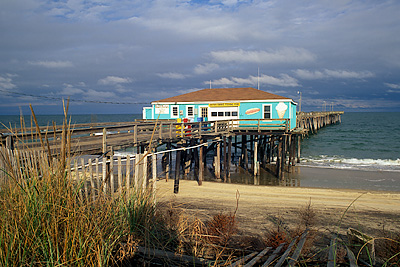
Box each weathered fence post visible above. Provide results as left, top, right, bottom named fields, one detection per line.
left=152, top=153, right=157, bottom=198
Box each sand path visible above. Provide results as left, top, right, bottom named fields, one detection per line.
left=156, top=180, right=400, bottom=238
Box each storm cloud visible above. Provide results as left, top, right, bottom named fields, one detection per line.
left=0, top=0, right=399, bottom=114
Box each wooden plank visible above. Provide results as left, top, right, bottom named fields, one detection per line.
left=126, top=154, right=131, bottom=194
left=142, top=153, right=147, bottom=191
left=95, top=158, right=99, bottom=194
left=136, top=246, right=211, bottom=266
left=327, top=234, right=337, bottom=267
left=287, top=230, right=308, bottom=267
left=273, top=237, right=298, bottom=267
left=81, top=158, right=88, bottom=200
left=244, top=247, right=271, bottom=267
left=102, top=157, right=107, bottom=193
left=118, top=156, right=122, bottom=195
left=88, top=158, right=95, bottom=201
left=228, top=251, right=258, bottom=267
left=345, top=245, right=358, bottom=267
left=261, top=242, right=286, bottom=267
left=110, top=155, right=114, bottom=195
left=152, top=153, right=157, bottom=195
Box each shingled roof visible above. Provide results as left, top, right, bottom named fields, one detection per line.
left=153, top=87, right=291, bottom=103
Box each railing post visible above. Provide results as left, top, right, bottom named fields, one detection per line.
left=214, top=121, right=218, bottom=133
left=199, top=121, right=202, bottom=137
left=152, top=153, right=157, bottom=198
left=169, top=123, right=172, bottom=139
left=181, top=123, right=184, bottom=138
left=102, top=128, right=107, bottom=154
left=257, top=119, right=260, bottom=132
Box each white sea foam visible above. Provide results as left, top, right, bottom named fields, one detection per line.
left=299, top=155, right=400, bottom=172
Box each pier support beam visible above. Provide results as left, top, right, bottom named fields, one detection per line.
left=297, top=135, right=301, bottom=163
left=227, top=136, right=232, bottom=180
left=223, top=136, right=227, bottom=182
left=198, top=139, right=204, bottom=185
left=253, top=136, right=258, bottom=176
left=215, top=139, right=221, bottom=179
left=243, top=135, right=248, bottom=170
left=174, top=143, right=181, bottom=194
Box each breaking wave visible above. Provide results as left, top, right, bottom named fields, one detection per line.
left=299, top=155, right=400, bottom=172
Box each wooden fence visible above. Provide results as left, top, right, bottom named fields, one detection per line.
left=0, top=146, right=157, bottom=200
left=69, top=152, right=157, bottom=200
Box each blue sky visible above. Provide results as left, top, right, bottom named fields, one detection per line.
left=1, top=0, right=400, bottom=114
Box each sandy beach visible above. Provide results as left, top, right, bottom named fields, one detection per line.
left=156, top=168, right=400, bottom=241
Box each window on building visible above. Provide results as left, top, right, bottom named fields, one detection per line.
left=171, top=106, right=179, bottom=118
left=263, top=105, right=271, bottom=119
left=232, top=111, right=238, bottom=116
left=187, top=106, right=194, bottom=117
left=211, top=112, right=217, bottom=117
left=218, top=112, right=224, bottom=116
left=225, top=111, right=231, bottom=116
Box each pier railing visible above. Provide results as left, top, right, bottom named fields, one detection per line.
left=296, top=111, right=343, bottom=133
left=2, top=111, right=344, bottom=156
left=1, top=118, right=290, bottom=154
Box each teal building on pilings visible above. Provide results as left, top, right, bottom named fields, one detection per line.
left=142, top=87, right=297, bottom=131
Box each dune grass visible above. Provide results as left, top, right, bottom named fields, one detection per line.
left=0, top=105, right=157, bottom=266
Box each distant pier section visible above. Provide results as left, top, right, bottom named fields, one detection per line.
left=296, top=111, right=344, bottom=134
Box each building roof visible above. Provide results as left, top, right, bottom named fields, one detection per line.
left=152, top=87, right=291, bottom=103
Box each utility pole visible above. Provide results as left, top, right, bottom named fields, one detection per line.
left=297, top=91, right=302, bottom=112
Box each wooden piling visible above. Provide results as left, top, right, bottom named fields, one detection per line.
left=174, top=144, right=181, bottom=194
left=227, top=136, right=232, bottom=179
left=198, top=139, right=204, bottom=185
left=215, top=139, right=221, bottom=179
left=297, top=135, right=301, bottom=163
left=223, top=136, right=227, bottom=182
left=253, top=136, right=258, bottom=176
left=243, top=135, right=248, bottom=170
left=166, top=142, right=171, bottom=181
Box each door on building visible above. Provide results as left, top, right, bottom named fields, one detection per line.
left=200, top=107, right=208, bottom=121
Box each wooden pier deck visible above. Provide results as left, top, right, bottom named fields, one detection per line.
left=1, top=112, right=342, bottom=155
left=1, top=112, right=343, bottom=184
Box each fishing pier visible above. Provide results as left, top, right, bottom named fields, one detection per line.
left=1, top=110, right=343, bottom=195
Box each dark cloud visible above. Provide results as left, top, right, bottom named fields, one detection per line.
left=1, top=0, right=399, bottom=114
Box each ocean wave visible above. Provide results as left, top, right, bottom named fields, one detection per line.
left=299, top=155, right=400, bottom=172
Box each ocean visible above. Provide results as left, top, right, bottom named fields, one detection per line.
left=299, top=112, right=400, bottom=172
left=2, top=112, right=399, bottom=172
left=1, top=112, right=399, bottom=191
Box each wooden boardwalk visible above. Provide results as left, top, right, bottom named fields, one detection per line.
left=1, top=112, right=342, bottom=155
left=1, top=119, right=291, bottom=155
left=297, top=111, right=343, bottom=134
left=1, top=112, right=343, bottom=183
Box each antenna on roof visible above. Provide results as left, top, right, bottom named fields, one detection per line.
left=210, top=80, right=212, bottom=89
left=257, top=67, right=260, bottom=90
